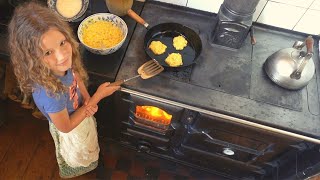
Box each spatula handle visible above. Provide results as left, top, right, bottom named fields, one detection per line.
left=110, top=80, right=124, bottom=86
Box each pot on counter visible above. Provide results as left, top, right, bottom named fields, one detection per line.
left=264, top=36, right=315, bottom=90
left=105, top=0, right=133, bottom=16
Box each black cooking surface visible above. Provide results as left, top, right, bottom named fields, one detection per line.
left=250, top=61, right=302, bottom=112
left=190, top=41, right=252, bottom=98
left=128, top=2, right=304, bottom=111
left=117, top=1, right=320, bottom=137
left=160, top=66, right=193, bottom=83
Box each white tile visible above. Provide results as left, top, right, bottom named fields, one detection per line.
left=310, top=0, right=320, bottom=10
left=154, top=0, right=187, bottom=6
left=270, top=0, right=314, bottom=8
left=253, top=0, right=268, bottom=21
left=257, top=1, right=306, bottom=30
left=187, top=0, right=223, bottom=13
left=294, top=9, right=320, bottom=35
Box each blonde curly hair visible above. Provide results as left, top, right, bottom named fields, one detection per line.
left=8, top=1, right=88, bottom=95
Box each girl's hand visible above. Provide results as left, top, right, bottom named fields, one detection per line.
left=83, top=96, right=91, bottom=106
left=95, top=82, right=120, bottom=101
left=85, top=105, right=98, bottom=117
left=86, top=82, right=120, bottom=106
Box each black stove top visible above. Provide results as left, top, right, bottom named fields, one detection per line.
left=159, top=66, right=193, bottom=83
left=120, top=2, right=307, bottom=111
left=117, top=1, right=320, bottom=137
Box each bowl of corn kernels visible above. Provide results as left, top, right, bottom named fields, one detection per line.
left=77, top=13, right=128, bottom=55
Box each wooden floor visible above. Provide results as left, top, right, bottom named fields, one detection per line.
left=0, top=100, right=100, bottom=179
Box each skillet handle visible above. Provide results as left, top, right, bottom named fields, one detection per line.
left=127, top=9, right=149, bottom=28
left=110, top=80, right=124, bottom=86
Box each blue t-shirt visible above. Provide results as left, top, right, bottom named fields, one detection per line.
left=32, top=69, right=83, bottom=122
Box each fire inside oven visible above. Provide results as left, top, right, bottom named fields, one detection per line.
left=135, top=106, right=172, bottom=130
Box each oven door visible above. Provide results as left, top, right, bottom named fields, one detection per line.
left=174, top=111, right=300, bottom=178
left=114, top=91, right=184, bottom=154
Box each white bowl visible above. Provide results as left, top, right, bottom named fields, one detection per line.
left=77, top=13, right=128, bottom=55
left=47, top=0, right=89, bottom=22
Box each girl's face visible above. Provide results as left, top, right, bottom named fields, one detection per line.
left=41, top=28, right=73, bottom=76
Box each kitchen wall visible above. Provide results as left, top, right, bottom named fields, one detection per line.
left=153, top=0, right=320, bottom=36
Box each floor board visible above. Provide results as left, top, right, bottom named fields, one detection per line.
left=23, top=139, right=56, bottom=179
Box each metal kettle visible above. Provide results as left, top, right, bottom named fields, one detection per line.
left=264, top=36, right=315, bottom=90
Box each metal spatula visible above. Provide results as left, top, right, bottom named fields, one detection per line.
left=110, top=59, right=164, bottom=86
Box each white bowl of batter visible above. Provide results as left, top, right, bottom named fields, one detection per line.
left=47, top=0, right=89, bottom=22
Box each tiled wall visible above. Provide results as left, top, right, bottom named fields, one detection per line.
left=154, top=0, right=320, bottom=36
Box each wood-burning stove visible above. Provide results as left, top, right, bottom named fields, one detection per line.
left=113, top=89, right=320, bottom=179
left=113, top=1, right=320, bottom=179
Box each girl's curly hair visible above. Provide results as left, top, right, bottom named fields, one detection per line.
left=8, top=1, right=88, bottom=95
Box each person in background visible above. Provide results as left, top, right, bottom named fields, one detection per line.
left=8, top=1, right=120, bottom=178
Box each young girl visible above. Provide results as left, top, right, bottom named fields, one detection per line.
left=8, top=2, right=120, bottom=178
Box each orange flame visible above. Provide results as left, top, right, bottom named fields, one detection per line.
left=135, top=106, right=172, bottom=125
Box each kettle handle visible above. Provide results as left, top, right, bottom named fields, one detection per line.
left=305, top=35, right=314, bottom=55
left=290, top=36, right=314, bottom=80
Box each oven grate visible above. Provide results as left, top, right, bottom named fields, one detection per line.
left=135, top=114, right=170, bottom=130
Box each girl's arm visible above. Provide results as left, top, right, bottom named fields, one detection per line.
left=75, top=72, right=98, bottom=117
left=75, top=72, right=90, bottom=105
left=87, top=82, right=120, bottom=106
left=48, top=82, right=120, bottom=133
left=49, top=106, right=89, bottom=133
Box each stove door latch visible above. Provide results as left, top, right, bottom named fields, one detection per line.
left=201, top=130, right=214, bottom=140
left=137, top=140, right=151, bottom=153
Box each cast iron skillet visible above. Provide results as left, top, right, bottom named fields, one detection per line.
left=144, top=22, right=202, bottom=70
left=127, top=10, right=202, bottom=70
